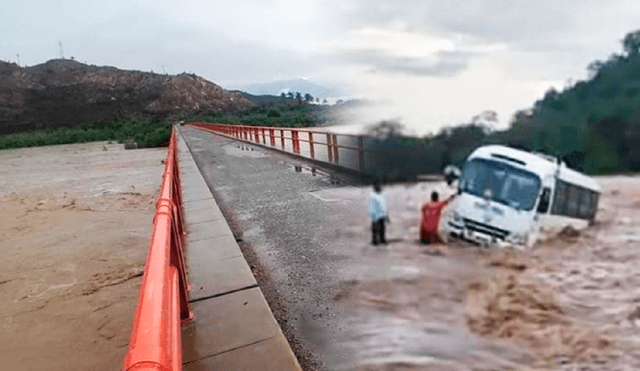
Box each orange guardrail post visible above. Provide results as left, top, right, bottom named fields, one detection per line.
left=308, top=132, right=315, bottom=159
left=170, top=267, right=182, bottom=371
left=292, top=130, right=299, bottom=154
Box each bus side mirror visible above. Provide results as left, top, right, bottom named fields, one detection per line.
left=536, top=187, right=551, bottom=213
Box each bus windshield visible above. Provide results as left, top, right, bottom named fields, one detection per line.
left=459, top=158, right=541, bottom=211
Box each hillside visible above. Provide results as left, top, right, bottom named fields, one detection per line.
left=0, top=59, right=253, bottom=134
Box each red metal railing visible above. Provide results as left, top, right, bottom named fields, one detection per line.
left=189, top=123, right=370, bottom=174
left=122, top=127, right=192, bottom=371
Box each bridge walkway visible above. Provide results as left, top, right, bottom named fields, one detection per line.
left=176, top=127, right=301, bottom=370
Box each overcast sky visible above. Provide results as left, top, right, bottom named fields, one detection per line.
left=2, top=0, right=640, bottom=134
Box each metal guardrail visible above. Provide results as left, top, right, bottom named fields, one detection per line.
left=122, top=127, right=192, bottom=371
left=190, top=122, right=451, bottom=182
left=189, top=122, right=376, bottom=175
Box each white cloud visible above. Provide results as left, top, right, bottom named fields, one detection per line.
left=330, top=27, right=455, bottom=58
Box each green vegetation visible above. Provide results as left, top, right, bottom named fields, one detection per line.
left=0, top=93, right=324, bottom=151
left=190, top=102, right=325, bottom=128
left=0, top=119, right=171, bottom=150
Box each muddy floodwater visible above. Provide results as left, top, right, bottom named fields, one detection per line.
left=0, top=141, right=166, bottom=371
left=318, top=176, right=640, bottom=370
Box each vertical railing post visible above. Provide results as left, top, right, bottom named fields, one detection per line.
left=292, top=130, right=300, bottom=154
left=270, top=129, right=276, bottom=146
left=262, top=128, right=267, bottom=145
left=357, top=136, right=365, bottom=172
left=255, top=128, right=260, bottom=144
left=281, top=130, right=285, bottom=149
left=332, top=134, right=339, bottom=164
left=309, top=132, right=315, bottom=159
left=326, top=133, right=333, bottom=163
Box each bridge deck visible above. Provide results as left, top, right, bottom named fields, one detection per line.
left=176, top=127, right=301, bottom=370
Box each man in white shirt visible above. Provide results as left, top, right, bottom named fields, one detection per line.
left=368, top=181, right=389, bottom=245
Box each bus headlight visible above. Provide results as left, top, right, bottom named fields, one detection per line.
left=453, top=211, right=462, bottom=222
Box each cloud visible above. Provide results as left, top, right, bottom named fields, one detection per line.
left=337, top=49, right=468, bottom=77
left=324, top=26, right=507, bottom=77
left=323, top=24, right=514, bottom=79
left=323, top=0, right=581, bottom=43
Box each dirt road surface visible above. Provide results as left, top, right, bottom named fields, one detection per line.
left=0, top=141, right=166, bottom=371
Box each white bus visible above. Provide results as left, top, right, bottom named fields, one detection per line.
left=444, top=145, right=601, bottom=247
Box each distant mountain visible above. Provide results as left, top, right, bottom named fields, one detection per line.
left=229, top=92, right=284, bottom=106
left=0, top=59, right=253, bottom=134
left=239, top=79, right=342, bottom=99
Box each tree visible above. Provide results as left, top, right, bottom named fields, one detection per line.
left=623, top=30, right=640, bottom=56
left=304, top=93, right=313, bottom=104
left=471, top=110, right=498, bottom=134
left=365, top=120, right=404, bottom=139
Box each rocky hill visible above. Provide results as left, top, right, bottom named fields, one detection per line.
left=0, top=59, right=253, bottom=134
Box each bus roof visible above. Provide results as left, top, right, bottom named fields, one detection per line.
left=468, top=145, right=601, bottom=192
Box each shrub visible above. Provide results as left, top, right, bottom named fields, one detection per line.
left=0, top=120, right=172, bottom=150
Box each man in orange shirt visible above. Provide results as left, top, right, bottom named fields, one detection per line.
left=420, top=191, right=455, bottom=244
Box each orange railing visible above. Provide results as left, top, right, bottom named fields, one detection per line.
left=189, top=123, right=373, bottom=174
left=122, top=127, right=192, bottom=371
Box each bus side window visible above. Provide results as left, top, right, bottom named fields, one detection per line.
left=578, top=189, right=591, bottom=219
left=536, top=187, right=551, bottom=213
left=591, top=192, right=600, bottom=219
left=551, top=180, right=566, bottom=215
left=550, top=178, right=599, bottom=220
left=566, top=185, right=580, bottom=217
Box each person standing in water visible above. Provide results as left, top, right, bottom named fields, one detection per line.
left=420, top=191, right=455, bottom=244
left=368, top=180, right=389, bottom=245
